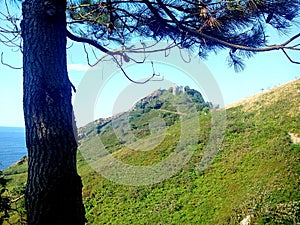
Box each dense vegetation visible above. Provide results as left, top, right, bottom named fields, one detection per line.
left=0, top=171, right=10, bottom=223
left=2, top=80, right=300, bottom=224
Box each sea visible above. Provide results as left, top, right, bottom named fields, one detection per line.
left=0, top=126, right=27, bottom=170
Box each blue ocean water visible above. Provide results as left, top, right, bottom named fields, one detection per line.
left=0, top=126, right=27, bottom=170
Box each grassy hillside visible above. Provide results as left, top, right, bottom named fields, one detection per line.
left=2, top=79, right=300, bottom=224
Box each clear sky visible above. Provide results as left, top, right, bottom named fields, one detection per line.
left=0, top=5, right=299, bottom=127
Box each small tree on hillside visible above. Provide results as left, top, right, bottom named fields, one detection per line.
left=0, top=0, right=300, bottom=224
left=0, top=171, right=10, bottom=224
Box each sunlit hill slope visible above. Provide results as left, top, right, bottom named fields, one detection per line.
left=3, top=80, right=300, bottom=224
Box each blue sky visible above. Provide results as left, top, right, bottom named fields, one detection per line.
left=0, top=5, right=299, bottom=127
left=1, top=38, right=299, bottom=128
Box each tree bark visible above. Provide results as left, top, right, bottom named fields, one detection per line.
left=21, top=0, right=85, bottom=224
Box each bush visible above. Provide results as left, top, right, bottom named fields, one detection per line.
left=0, top=170, right=10, bottom=223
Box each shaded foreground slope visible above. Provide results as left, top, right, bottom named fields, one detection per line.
left=3, top=79, right=300, bottom=224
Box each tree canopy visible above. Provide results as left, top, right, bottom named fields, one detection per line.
left=1, top=0, right=300, bottom=71
left=65, top=0, right=300, bottom=71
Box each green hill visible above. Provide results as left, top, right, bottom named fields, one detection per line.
left=2, top=80, right=300, bottom=224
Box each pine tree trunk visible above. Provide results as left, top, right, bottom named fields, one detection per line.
left=21, top=0, right=85, bottom=224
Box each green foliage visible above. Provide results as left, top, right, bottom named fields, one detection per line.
left=4, top=79, right=300, bottom=224
left=66, top=1, right=300, bottom=70
left=1, top=163, right=27, bottom=224
left=184, top=86, right=210, bottom=111
left=0, top=171, right=10, bottom=224
left=80, top=79, right=300, bottom=224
